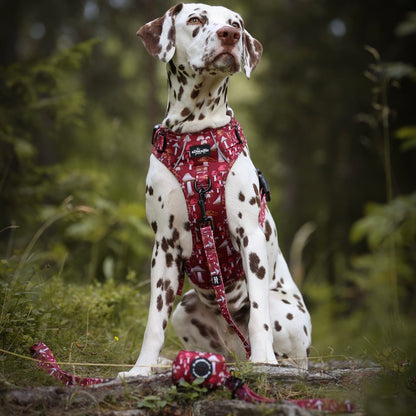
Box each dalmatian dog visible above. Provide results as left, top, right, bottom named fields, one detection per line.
left=118, top=3, right=311, bottom=378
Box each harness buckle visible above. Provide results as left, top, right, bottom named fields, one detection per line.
left=152, top=124, right=166, bottom=153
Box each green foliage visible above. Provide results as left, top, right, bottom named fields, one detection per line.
left=134, top=378, right=210, bottom=411
left=364, top=362, right=416, bottom=416
left=0, top=252, right=152, bottom=385
left=0, top=40, right=96, bottom=232
left=396, top=125, right=416, bottom=151
left=351, top=193, right=416, bottom=251
left=0, top=38, right=153, bottom=285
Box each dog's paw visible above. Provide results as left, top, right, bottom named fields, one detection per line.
left=117, top=367, right=152, bottom=379
left=250, top=348, right=278, bottom=365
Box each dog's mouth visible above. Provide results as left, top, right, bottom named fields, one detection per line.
left=211, top=52, right=239, bottom=74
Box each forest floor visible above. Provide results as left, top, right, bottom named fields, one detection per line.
left=0, top=360, right=388, bottom=416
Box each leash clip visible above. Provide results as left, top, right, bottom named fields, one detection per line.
left=194, top=178, right=213, bottom=229
left=234, top=125, right=242, bottom=144
left=256, top=168, right=271, bottom=202
left=228, top=371, right=245, bottom=399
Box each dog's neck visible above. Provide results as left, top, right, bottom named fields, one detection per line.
left=162, top=60, right=233, bottom=134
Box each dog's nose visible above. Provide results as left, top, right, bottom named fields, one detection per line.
left=216, top=26, right=241, bottom=45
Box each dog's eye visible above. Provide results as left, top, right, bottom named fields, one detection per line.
left=187, top=16, right=203, bottom=25
left=231, top=22, right=240, bottom=29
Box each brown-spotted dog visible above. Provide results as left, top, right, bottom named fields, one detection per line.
left=118, top=3, right=311, bottom=378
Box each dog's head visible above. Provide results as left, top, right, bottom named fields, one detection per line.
left=137, top=3, right=263, bottom=78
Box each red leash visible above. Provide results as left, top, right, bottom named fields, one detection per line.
left=30, top=342, right=109, bottom=386
left=30, top=344, right=354, bottom=412
left=200, top=224, right=251, bottom=359
left=194, top=173, right=251, bottom=359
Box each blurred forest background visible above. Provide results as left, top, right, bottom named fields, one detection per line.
left=1, top=0, right=416, bottom=391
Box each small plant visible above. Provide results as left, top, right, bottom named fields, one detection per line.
left=134, top=378, right=210, bottom=411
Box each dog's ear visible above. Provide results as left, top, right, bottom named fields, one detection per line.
left=137, top=3, right=184, bottom=62
left=242, top=31, right=263, bottom=78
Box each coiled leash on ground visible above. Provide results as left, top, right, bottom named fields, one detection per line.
left=30, top=343, right=354, bottom=412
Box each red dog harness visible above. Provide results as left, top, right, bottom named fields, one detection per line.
left=152, top=119, right=251, bottom=356
left=152, top=119, right=246, bottom=291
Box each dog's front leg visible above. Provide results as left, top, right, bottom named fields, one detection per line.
left=227, top=156, right=277, bottom=364
left=118, top=242, right=181, bottom=377
left=118, top=157, right=190, bottom=378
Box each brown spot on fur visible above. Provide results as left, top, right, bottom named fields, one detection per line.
left=166, top=287, right=175, bottom=305
left=151, top=221, right=158, bottom=233
left=169, top=215, right=174, bottom=229
left=172, top=228, right=180, bottom=241
left=265, top=220, right=272, bottom=241
left=210, top=339, right=221, bottom=349
left=249, top=252, right=265, bottom=279
left=191, top=88, right=200, bottom=99
left=191, top=318, right=209, bottom=338
left=225, top=281, right=237, bottom=293
left=253, top=302, right=258, bottom=309
left=178, top=86, right=184, bottom=101
left=303, top=325, right=308, bottom=336
left=161, top=238, right=169, bottom=252
left=157, top=294, right=163, bottom=311
left=181, top=107, right=191, bottom=117
left=238, top=192, right=245, bottom=202
left=264, top=324, right=269, bottom=331
left=286, top=313, right=293, bottom=320
left=274, top=321, right=282, bottom=331
left=166, top=253, right=173, bottom=267
left=157, top=279, right=163, bottom=288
